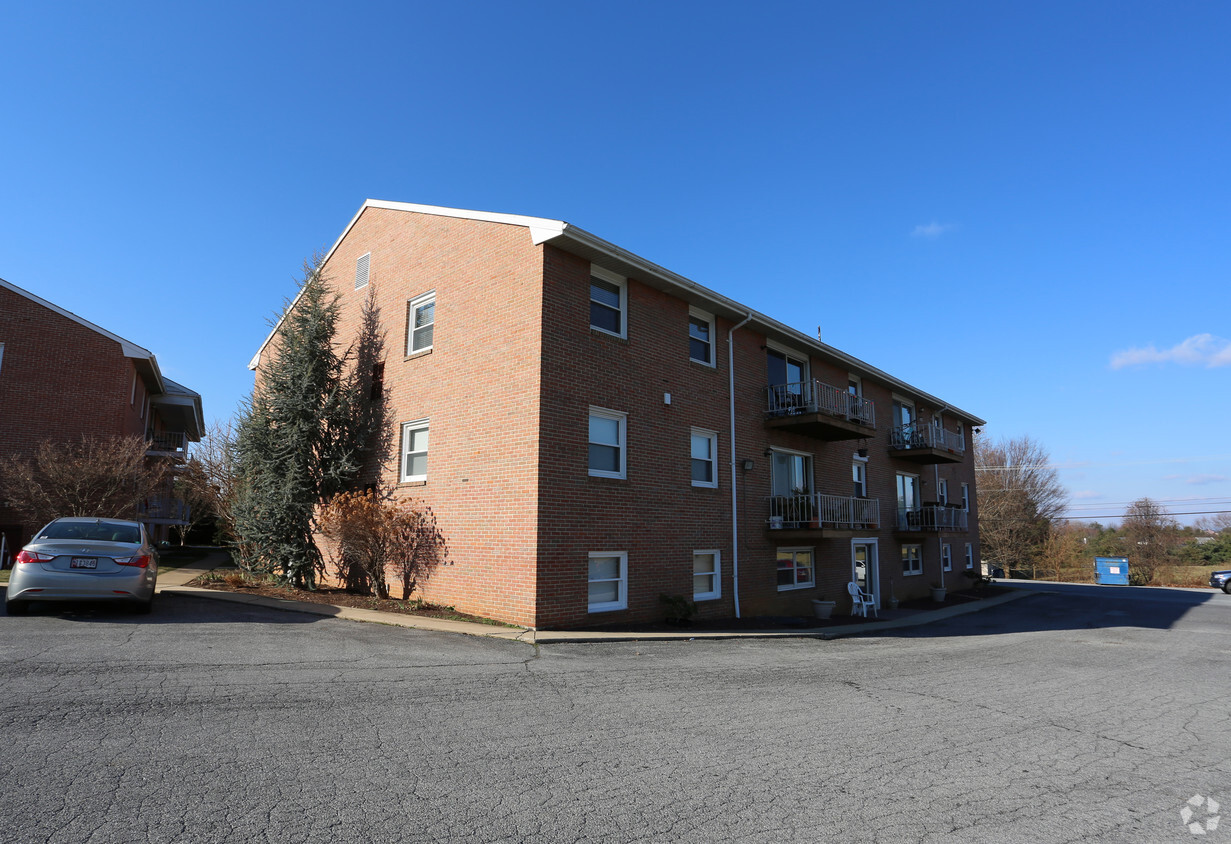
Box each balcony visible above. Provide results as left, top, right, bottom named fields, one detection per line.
left=766, top=493, right=880, bottom=538
left=138, top=496, right=191, bottom=526
left=765, top=380, right=876, bottom=440
left=895, top=504, right=968, bottom=533
left=888, top=424, right=965, bottom=464
left=146, top=430, right=189, bottom=457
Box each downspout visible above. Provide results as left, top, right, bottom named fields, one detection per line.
left=728, top=313, right=754, bottom=619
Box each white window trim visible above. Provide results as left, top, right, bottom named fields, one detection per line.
left=693, top=549, right=721, bottom=601
left=961, top=483, right=970, bottom=512
left=852, top=460, right=867, bottom=498
left=130, top=370, right=137, bottom=405
left=687, top=306, right=716, bottom=367
left=355, top=252, right=371, bottom=289
left=400, top=418, right=429, bottom=483
left=964, top=543, right=974, bottom=570
left=588, top=406, right=627, bottom=479
left=588, top=551, right=628, bottom=613
left=589, top=264, right=627, bottom=339
left=938, top=478, right=949, bottom=505
left=942, top=543, right=952, bottom=572
left=690, top=428, right=719, bottom=489
left=902, top=544, right=923, bottom=577
left=776, top=546, right=816, bottom=592
left=848, top=373, right=862, bottom=396
left=407, top=290, right=436, bottom=355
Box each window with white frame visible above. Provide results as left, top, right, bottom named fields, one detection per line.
left=588, top=407, right=626, bottom=479
left=589, top=266, right=626, bottom=338
left=355, top=252, right=370, bottom=289
left=588, top=552, right=627, bottom=612
left=852, top=460, right=867, bottom=498
left=407, top=292, right=435, bottom=354
left=961, top=483, right=970, bottom=512
left=964, top=543, right=974, bottom=569
left=896, top=472, right=920, bottom=528
left=938, top=478, right=949, bottom=505
left=688, top=307, right=715, bottom=366
left=400, top=419, right=429, bottom=482
left=942, top=543, right=952, bottom=571
left=777, top=547, right=814, bottom=590
left=848, top=374, right=862, bottom=397
left=690, top=428, right=718, bottom=488
left=693, top=550, right=721, bottom=601
left=902, top=544, right=923, bottom=576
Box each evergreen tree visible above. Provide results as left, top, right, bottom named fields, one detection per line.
left=232, top=258, right=366, bottom=588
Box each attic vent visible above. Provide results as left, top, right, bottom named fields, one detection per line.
left=355, top=252, right=370, bottom=289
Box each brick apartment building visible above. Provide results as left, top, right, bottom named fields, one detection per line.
left=251, top=200, right=985, bottom=629
left=0, top=278, right=204, bottom=559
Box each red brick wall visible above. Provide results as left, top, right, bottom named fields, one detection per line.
left=0, top=285, right=146, bottom=542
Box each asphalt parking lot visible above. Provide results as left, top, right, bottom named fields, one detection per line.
left=1, top=584, right=1228, bottom=843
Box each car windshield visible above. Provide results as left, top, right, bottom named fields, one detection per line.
left=39, top=522, right=140, bottom=544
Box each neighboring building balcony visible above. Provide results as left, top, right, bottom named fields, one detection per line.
left=138, top=496, right=191, bottom=526
left=766, top=493, right=880, bottom=537
left=888, top=424, right=965, bottom=464
left=146, top=430, right=189, bottom=458
left=765, top=380, right=876, bottom=440
left=895, top=504, right=968, bottom=533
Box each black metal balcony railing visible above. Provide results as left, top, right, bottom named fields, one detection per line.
left=896, top=505, right=968, bottom=532
left=137, top=496, right=191, bottom=525
left=889, top=424, right=965, bottom=454
left=146, top=430, right=188, bottom=455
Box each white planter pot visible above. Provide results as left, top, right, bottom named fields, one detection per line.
left=931, top=587, right=946, bottom=602
left=769, top=516, right=783, bottom=530
left=812, top=600, right=836, bottom=620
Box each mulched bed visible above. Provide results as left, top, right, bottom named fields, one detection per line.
left=187, top=573, right=516, bottom=628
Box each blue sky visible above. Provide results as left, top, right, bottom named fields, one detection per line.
left=3, top=1, right=1229, bottom=525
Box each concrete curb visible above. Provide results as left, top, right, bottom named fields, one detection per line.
left=160, top=566, right=1031, bottom=644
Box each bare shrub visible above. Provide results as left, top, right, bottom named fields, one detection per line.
left=318, top=491, right=447, bottom=599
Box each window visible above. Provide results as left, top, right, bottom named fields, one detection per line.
left=902, top=544, right=923, bottom=576
left=688, top=307, right=715, bottom=365
left=407, top=292, right=435, bottom=354
left=766, top=346, right=809, bottom=413
left=891, top=398, right=916, bottom=448
left=942, top=543, right=952, bottom=572
left=693, top=550, right=721, bottom=601
left=852, top=460, right=867, bottom=498
left=961, top=483, right=970, bottom=512
left=588, top=552, right=627, bottom=612
left=588, top=407, right=626, bottom=479
left=0, top=342, right=4, bottom=375
left=964, top=543, right=974, bottom=570
left=777, top=548, right=814, bottom=590
left=771, top=449, right=812, bottom=497
left=355, top=252, right=370, bottom=289
left=848, top=374, right=861, bottom=397
left=400, top=419, right=429, bottom=482
left=896, top=472, right=920, bottom=528
left=589, top=266, right=626, bottom=338
left=369, top=362, right=384, bottom=401
left=691, top=429, right=718, bottom=488
left=938, top=478, right=949, bottom=505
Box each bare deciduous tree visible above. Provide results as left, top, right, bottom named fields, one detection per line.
left=1121, top=497, right=1180, bottom=584
left=0, top=435, right=168, bottom=529
left=975, top=433, right=1068, bottom=579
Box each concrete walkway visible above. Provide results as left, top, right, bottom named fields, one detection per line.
left=156, top=552, right=1031, bottom=644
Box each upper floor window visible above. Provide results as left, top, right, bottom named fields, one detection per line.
left=688, top=307, right=715, bottom=366
left=407, top=292, right=435, bottom=354
left=369, top=362, right=385, bottom=401
left=589, top=266, right=626, bottom=338
left=938, top=478, right=949, bottom=505
left=355, top=252, right=370, bottom=289
left=400, top=419, right=429, bottom=482
left=852, top=460, right=867, bottom=498
left=588, top=407, right=626, bottom=479
left=691, top=428, right=718, bottom=488
left=848, top=374, right=862, bottom=397
left=961, top=483, right=970, bottom=512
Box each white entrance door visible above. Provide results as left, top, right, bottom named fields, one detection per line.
left=852, top=540, right=879, bottom=607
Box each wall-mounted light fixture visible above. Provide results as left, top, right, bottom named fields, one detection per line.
left=742, top=459, right=755, bottom=471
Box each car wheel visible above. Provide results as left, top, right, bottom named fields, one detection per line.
left=6, top=598, right=28, bottom=616
left=1223, top=582, right=1231, bottom=595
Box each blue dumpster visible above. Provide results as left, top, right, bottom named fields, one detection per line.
left=1094, top=556, right=1129, bottom=585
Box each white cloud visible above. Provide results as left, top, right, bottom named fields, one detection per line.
left=1109, top=333, right=1231, bottom=369
left=911, top=221, right=956, bottom=239
left=1185, top=474, right=1229, bottom=485
left=1072, top=490, right=1102, bottom=500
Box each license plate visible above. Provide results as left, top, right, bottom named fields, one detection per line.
left=70, top=557, right=98, bottom=569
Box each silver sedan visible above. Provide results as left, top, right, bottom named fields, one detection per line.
left=5, top=517, right=158, bottom=615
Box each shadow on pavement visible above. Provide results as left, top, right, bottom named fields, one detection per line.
left=1, top=588, right=337, bottom=625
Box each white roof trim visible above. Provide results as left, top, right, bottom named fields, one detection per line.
left=0, top=277, right=154, bottom=361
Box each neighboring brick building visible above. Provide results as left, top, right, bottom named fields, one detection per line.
left=0, top=278, right=204, bottom=558
left=251, top=200, right=985, bottom=629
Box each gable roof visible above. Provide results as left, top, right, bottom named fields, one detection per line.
left=249, top=200, right=986, bottom=425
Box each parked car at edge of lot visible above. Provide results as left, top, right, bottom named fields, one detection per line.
left=5, top=517, right=158, bottom=615
left=1210, top=570, right=1231, bottom=593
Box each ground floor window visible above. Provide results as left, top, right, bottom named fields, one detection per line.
left=588, top=552, right=627, bottom=612
left=942, top=543, right=952, bottom=572
left=965, top=543, right=974, bottom=569
left=777, top=548, right=814, bottom=590
left=693, top=550, right=720, bottom=601
left=902, top=544, right=923, bottom=576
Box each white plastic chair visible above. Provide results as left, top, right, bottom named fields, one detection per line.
left=847, top=581, right=877, bottom=618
